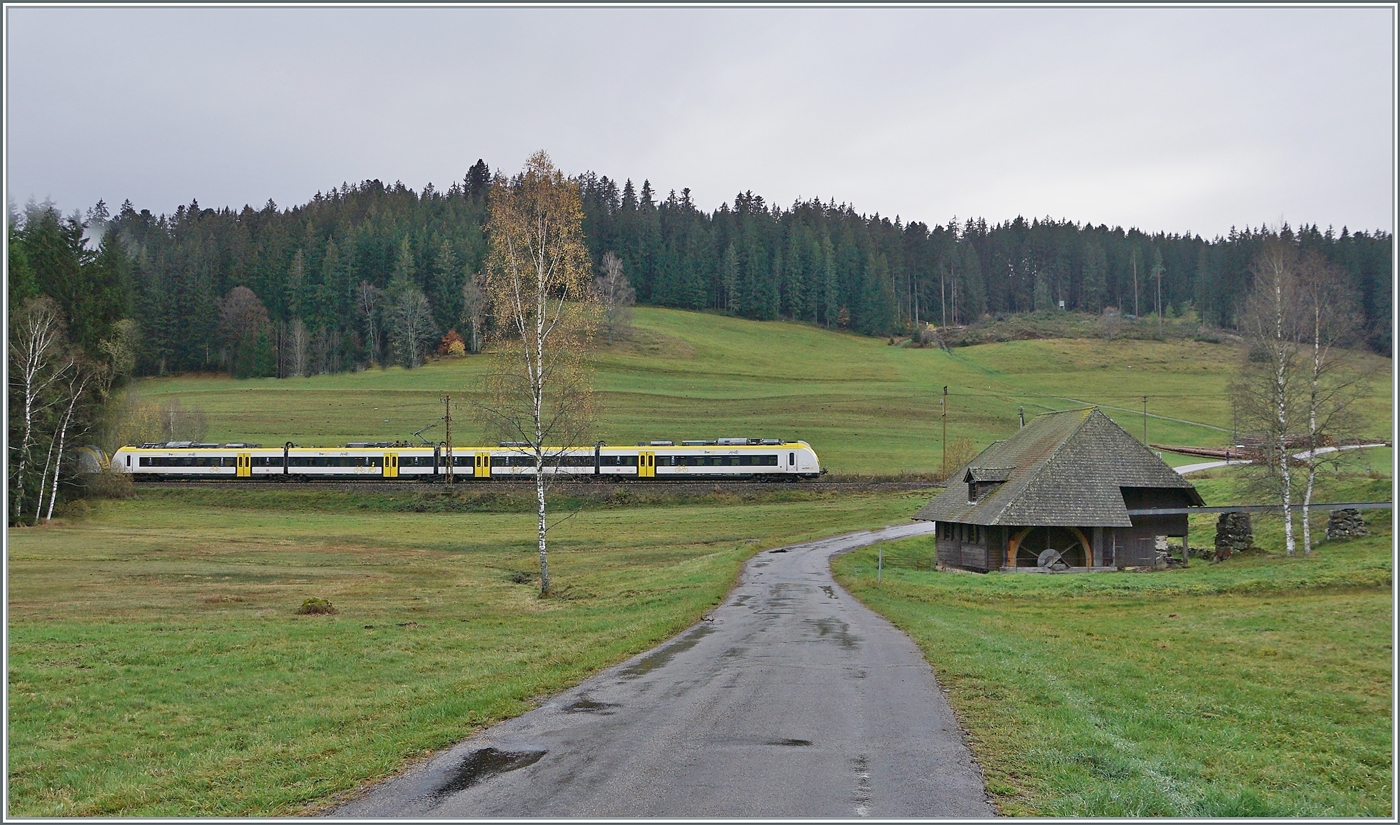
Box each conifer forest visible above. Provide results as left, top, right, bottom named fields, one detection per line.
left=8, top=158, right=1392, bottom=385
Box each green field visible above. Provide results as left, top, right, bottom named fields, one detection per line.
left=129, top=307, right=1394, bottom=474
left=832, top=463, right=1394, bottom=817
left=9, top=308, right=1393, bottom=815
left=6, top=486, right=929, bottom=816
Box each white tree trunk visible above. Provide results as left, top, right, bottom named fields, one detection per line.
left=1273, top=276, right=1295, bottom=556
left=534, top=252, right=550, bottom=595
left=45, top=370, right=91, bottom=521
left=33, top=437, right=56, bottom=523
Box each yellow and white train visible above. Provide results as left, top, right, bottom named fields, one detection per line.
left=110, top=438, right=822, bottom=481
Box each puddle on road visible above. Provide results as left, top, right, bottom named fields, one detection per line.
left=563, top=698, right=619, bottom=714
left=430, top=748, right=546, bottom=799
left=808, top=617, right=860, bottom=650
left=766, top=738, right=813, bottom=747
left=620, top=624, right=715, bottom=678
left=852, top=753, right=872, bottom=817
left=819, top=585, right=837, bottom=600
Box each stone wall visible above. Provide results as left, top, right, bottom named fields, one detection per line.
left=1326, top=508, right=1369, bottom=540
left=1213, top=512, right=1253, bottom=560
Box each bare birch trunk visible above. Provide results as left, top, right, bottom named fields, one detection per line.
left=1301, top=306, right=1322, bottom=555
left=1273, top=274, right=1295, bottom=556
left=34, top=437, right=56, bottom=523
left=45, top=369, right=92, bottom=521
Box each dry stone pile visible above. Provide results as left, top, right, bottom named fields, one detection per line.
left=1213, top=512, right=1253, bottom=560
left=1326, top=508, right=1369, bottom=540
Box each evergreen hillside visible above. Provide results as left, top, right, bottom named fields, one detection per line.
left=8, top=160, right=1391, bottom=384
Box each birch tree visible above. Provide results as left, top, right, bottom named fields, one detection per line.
left=387, top=287, right=437, bottom=368
left=478, top=151, right=597, bottom=596
left=1231, top=240, right=1304, bottom=555
left=8, top=297, right=70, bottom=524
left=1295, top=252, right=1375, bottom=554
left=592, top=251, right=635, bottom=345
left=38, top=355, right=97, bottom=521
left=461, top=270, right=489, bottom=354
left=357, top=281, right=383, bottom=366
left=289, top=319, right=311, bottom=377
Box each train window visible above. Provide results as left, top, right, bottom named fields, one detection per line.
left=140, top=457, right=150, bottom=467
left=599, top=456, right=639, bottom=467
left=788, top=452, right=795, bottom=466
left=126, top=455, right=131, bottom=467
left=762, top=455, right=778, bottom=466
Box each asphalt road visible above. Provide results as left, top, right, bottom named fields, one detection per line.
left=334, top=521, right=994, bottom=818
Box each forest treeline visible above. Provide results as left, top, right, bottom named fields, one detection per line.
left=8, top=158, right=1393, bottom=385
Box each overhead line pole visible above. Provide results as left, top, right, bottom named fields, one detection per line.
left=443, top=394, right=453, bottom=485
left=942, top=385, right=948, bottom=479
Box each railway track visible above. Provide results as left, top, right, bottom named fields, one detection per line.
left=138, top=479, right=940, bottom=495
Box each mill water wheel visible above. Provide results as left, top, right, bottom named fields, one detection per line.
left=1037, top=547, right=1071, bottom=571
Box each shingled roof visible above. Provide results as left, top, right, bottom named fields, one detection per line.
left=913, top=407, right=1203, bottom=528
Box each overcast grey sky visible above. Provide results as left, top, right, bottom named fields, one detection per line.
left=5, top=5, right=1394, bottom=238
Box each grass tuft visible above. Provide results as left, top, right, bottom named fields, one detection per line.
left=295, top=598, right=338, bottom=615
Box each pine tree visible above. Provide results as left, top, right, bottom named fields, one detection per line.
left=1081, top=241, right=1107, bottom=313
left=721, top=244, right=740, bottom=314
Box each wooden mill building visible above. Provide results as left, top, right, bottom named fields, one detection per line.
left=914, top=407, right=1204, bottom=572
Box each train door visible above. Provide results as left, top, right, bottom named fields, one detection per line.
left=475, top=452, right=492, bottom=478
left=236, top=453, right=251, bottom=478
left=638, top=451, right=655, bottom=478
left=383, top=453, right=399, bottom=478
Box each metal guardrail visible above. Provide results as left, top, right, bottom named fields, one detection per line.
left=1127, top=502, right=1392, bottom=516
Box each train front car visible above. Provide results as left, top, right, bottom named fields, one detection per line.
left=111, top=442, right=257, bottom=480
left=642, top=438, right=822, bottom=480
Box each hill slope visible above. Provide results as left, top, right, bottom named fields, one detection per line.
left=133, top=308, right=1393, bottom=475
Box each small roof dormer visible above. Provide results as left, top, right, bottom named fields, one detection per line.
left=964, top=466, right=1013, bottom=503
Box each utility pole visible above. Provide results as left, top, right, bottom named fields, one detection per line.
left=941, top=385, right=949, bottom=478
left=443, top=394, right=453, bottom=484
left=1143, top=395, right=1148, bottom=444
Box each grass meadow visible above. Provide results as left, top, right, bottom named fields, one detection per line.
left=9, top=308, right=1392, bottom=815
left=128, top=307, right=1395, bottom=474
left=7, top=486, right=929, bottom=816
left=832, top=461, right=1394, bottom=817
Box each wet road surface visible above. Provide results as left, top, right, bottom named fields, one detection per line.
left=334, top=522, right=994, bottom=818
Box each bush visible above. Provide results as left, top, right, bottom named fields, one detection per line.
left=84, top=467, right=135, bottom=499
left=437, top=330, right=467, bottom=357
left=295, top=597, right=337, bottom=615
